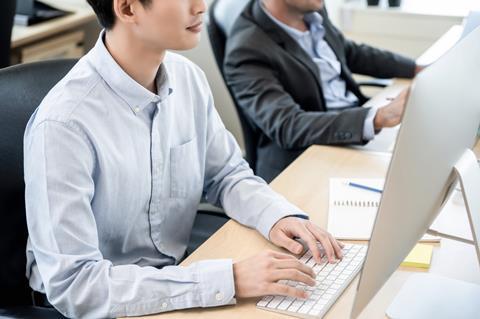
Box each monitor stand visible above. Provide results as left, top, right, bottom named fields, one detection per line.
left=385, top=148, right=480, bottom=319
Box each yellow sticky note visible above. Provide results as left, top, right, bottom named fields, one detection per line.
left=401, top=244, right=433, bottom=269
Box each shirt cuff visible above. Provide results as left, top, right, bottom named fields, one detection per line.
left=196, top=259, right=236, bottom=308
left=255, top=199, right=308, bottom=240
left=363, top=107, right=378, bottom=141
left=283, top=214, right=310, bottom=220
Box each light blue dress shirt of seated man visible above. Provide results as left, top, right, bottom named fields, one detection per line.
left=261, top=4, right=377, bottom=140
left=23, top=31, right=309, bottom=318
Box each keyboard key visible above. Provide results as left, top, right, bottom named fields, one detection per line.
left=298, top=303, right=314, bottom=314
left=317, top=298, right=328, bottom=305
left=306, top=258, right=316, bottom=267
left=287, top=299, right=305, bottom=311
left=266, top=296, right=284, bottom=309
left=331, top=283, right=341, bottom=289
left=277, top=297, right=295, bottom=311
left=309, top=306, right=324, bottom=316
left=257, top=295, right=273, bottom=307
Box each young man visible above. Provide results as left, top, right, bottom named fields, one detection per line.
left=224, top=0, right=424, bottom=182
left=23, top=0, right=343, bottom=317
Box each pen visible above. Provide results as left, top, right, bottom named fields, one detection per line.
left=348, top=182, right=383, bottom=194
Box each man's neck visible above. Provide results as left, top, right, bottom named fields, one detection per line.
left=105, top=27, right=165, bottom=94
left=262, top=0, right=308, bottom=32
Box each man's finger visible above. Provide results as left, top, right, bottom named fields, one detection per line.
left=270, top=269, right=316, bottom=287
left=269, top=250, right=298, bottom=260
left=306, top=223, right=336, bottom=263
left=268, top=283, right=309, bottom=299
left=272, top=231, right=304, bottom=255
left=328, top=233, right=344, bottom=259
left=275, top=259, right=315, bottom=278
left=298, top=226, right=324, bottom=264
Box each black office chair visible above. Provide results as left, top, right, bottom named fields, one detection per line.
left=207, top=0, right=258, bottom=171
left=0, top=0, right=16, bottom=68
left=0, top=59, right=228, bottom=317
left=0, top=59, right=76, bottom=318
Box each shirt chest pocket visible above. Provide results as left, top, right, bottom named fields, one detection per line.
left=169, top=137, right=203, bottom=198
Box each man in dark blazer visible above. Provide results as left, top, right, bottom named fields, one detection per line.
left=224, top=0, right=423, bottom=182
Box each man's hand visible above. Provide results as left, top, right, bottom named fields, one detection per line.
left=415, top=64, right=428, bottom=75
left=374, top=88, right=410, bottom=130
left=269, top=217, right=344, bottom=264
left=233, top=250, right=315, bottom=299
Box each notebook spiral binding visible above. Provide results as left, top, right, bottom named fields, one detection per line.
left=333, top=200, right=379, bottom=207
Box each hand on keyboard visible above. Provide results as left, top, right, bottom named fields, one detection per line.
left=269, top=217, right=344, bottom=264
left=257, top=244, right=368, bottom=318
left=233, top=250, right=316, bottom=299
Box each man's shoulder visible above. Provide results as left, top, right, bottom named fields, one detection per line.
left=31, top=57, right=103, bottom=126
left=226, top=5, right=278, bottom=59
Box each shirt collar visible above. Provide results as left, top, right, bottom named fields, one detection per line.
left=260, top=3, right=324, bottom=39
left=89, top=30, right=173, bottom=115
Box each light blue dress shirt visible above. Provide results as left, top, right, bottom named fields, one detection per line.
left=261, top=6, right=377, bottom=140
left=23, top=32, right=306, bottom=318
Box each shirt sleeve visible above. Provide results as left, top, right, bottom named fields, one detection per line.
left=24, top=120, right=235, bottom=318
left=200, top=86, right=309, bottom=240
left=363, top=107, right=378, bottom=141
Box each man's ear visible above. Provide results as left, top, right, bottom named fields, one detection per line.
left=112, top=0, right=137, bottom=26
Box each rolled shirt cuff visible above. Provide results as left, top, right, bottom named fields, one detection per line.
left=196, top=259, right=237, bottom=308
left=255, top=199, right=309, bottom=240
left=363, top=107, right=379, bottom=141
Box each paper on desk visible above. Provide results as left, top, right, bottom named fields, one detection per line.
left=328, top=178, right=439, bottom=242
left=401, top=244, right=433, bottom=269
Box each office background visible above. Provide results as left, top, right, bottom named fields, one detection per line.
left=8, top=0, right=477, bottom=152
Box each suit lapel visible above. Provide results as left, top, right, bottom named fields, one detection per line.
left=251, top=1, right=324, bottom=93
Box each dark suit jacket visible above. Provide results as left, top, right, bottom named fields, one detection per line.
left=223, top=0, right=416, bottom=182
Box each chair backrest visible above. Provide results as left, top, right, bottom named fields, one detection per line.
left=0, top=0, right=16, bottom=68
left=0, top=59, right=77, bottom=306
left=207, top=0, right=260, bottom=171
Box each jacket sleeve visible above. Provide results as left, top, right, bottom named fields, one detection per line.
left=223, top=44, right=370, bottom=150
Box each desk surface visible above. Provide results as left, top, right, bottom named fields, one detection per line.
left=11, top=0, right=95, bottom=49
left=135, top=144, right=480, bottom=319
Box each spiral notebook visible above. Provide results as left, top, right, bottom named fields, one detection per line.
left=328, top=178, right=440, bottom=242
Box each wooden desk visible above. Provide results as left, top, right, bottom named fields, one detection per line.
left=11, top=1, right=96, bottom=49
left=135, top=142, right=479, bottom=319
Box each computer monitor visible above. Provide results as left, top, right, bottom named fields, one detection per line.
left=351, top=26, right=480, bottom=318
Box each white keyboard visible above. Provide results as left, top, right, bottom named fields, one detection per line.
left=257, top=243, right=367, bottom=318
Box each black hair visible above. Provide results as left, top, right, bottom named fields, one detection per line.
left=86, top=0, right=152, bottom=29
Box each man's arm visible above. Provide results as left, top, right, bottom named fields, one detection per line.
left=223, top=44, right=371, bottom=149
left=201, top=78, right=343, bottom=299
left=24, top=120, right=235, bottom=318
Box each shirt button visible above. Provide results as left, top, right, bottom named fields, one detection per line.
left=215, top=292, right=223, bottom=301
left=134, top=106, right=140, bottom=113
left=161, top=302, right=168, bottom=309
